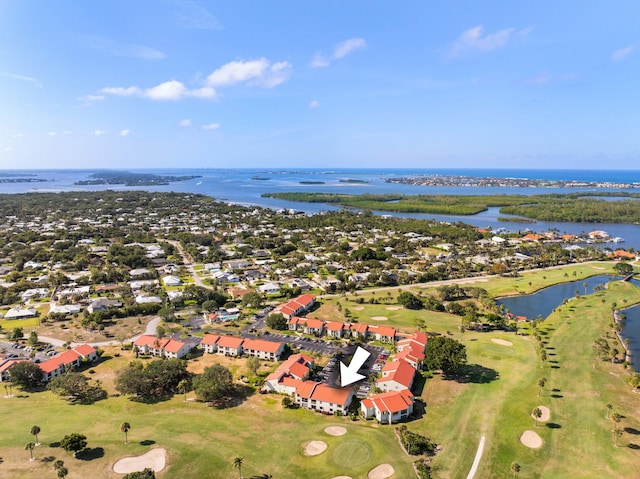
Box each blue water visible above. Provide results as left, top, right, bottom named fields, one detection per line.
left=497, top=275, right=613, bottom=320
left=621, top=303, right=640, bottom=370
left=2, top=168, right=640, bottom=249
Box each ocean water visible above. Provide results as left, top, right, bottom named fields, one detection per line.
left=1, top=168, right=639, bottom=249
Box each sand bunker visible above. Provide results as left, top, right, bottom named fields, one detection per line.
left=532, top=406, right=550, bottom=422
left=520, top=430, right=543, bottom=449
left=324, top=426, right=347, bottom=436
left=113, top=448, right=167, bottom=474
left=386, top=306, right=401, bottom=310
left=370, top=316, right=389, bottom=321
left=330, top=477, right=353, bottom=479
left=491, top=338, right=513, bottom=346
left=304, top=440, right=328, bottom=456
left=353, top=307, right=365, bottom=311
left=368, top=464, right=395, bottom=479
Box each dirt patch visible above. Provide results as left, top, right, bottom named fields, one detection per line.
left=532, top=406, right=550, bottom=422
left=330, top=477, right=353, bottom=479
left=370, top=316, right=389, bottom=321
left=324, top=426, right=347, bottom=436
left=304, top=440, right=328, bottom=456
left=491, top=338, right=513, bottom=346
left=591, top=266, right=605, bottom=270
left=352, top=307, right=365, bottom=311
left=520, top=430, right=543, bottom=449
left=368, top=464, right=395, bottom=479
left=113, top=448, right=167, bottom=474
left=386, top=306, right=402, bottom=310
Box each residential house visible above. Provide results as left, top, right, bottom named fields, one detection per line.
left=38, top=344, right=98, bottom=382
left=275, top=294, right=316, bottom=320
left=257, top=282, right=280, bottom=295
left=0, top=358, right=27, bottom=382
left=87, top=298, right=122, bottom=314
left=163, top=275, right=182, bottom=287
left=288, top=316, right=325, bottom=336
left=325, top=321, right=348, bottom=339
left=49, top=304, right=82, bottom=316
left=200, top=334, right=221, bottom=354
left=294, top=381, right=354, bottom=415
left=361, top=389, right=415, bottom=424
left=377, top=359, right=416, bottom=392
left=132, top=335, right=193, bottom=359
left=242, top=338, right=285, bottom=361
left=216, top=336, right=244, bottom=356
left=263, top=353, right=315, bottom=394
left=368, top=325, right=397, bottom=343
left=4, top=308, right=38, bottom=320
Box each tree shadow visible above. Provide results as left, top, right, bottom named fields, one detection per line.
left=140, top=440, right=156, bottom=446
left=40, top=456, right=56, bottom=463
left=77, top=447, right=104, bottom=461
left=628, top=443, right=640, bottom=450
left=624, top=427, right=640, bottom=435
left=550, top=365, right=561, bottom=369
left=551, top=394, right=563, bottom=398
left=49, top=441, right=61, bottom=448
left=411, top=399, right=426, bottom=420
left=552, top=388, right=561, bottom=392
left=455, top=364, right=499, bottom=384
left=210, top=384, right=255, bottom=409
left=546, top=422, right=562, bottom=429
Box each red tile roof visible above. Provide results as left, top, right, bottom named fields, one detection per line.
left=133, top=335, right=166, bottom=348
left=325, top=321, right=345, bottom=331
left=379, top=359, right=415, bottom=388
left=39, top=349, right=81, bottom=374
left=364, top=389, right=414, bottom=413
left=72, top=344, right=96, bottom=357
left=295, top=380, right=317, bottom=399
left=309, top=383, right=353, bottom=406
left=216, top=336, right=244, bottom=349
left=163, top=338, right=188, bottom=354
left=242, top=338, right=283, bottom=354
left=201, top=334, right=221, bottom=345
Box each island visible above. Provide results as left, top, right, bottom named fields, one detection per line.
left=74, top=171, right=201, bottom=186
left=299, top=181, right=326, bottom=185
left=262, top=191, right=640, bottom=223
left=339, top=179, right=370, bottom=184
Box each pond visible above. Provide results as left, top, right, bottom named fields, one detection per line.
left=497, top=274, right=640, bottom=370
left=496, top=275, right=614, bottom=320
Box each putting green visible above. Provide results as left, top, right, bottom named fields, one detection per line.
left=329, top=438, right=374, bottom=469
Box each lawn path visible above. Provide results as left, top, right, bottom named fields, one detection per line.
left=465, top=436, right=485, bottom=479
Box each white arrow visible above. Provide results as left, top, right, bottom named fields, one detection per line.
left=339, top=346, right=371, bottom=387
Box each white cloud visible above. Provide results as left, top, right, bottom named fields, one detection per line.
left=1, top=72, right=42, bottom=88
left=78, top=94, right=105, bottom=103
left=611, top=45, right=636, bottom=62
left=310, top=53, right=330, bottom=68
left=334, top=38, right=366, bottom=59
left=206, top=58, right=291, bottom=88
left=173, top=0, right=221, bottom=30
left=179, top=119, right=192, bottom=127
left=101, top=81, right=215, bottom=101
left=94, top=130, right=106, bottom=136
left=308, top=100, right=320, bottom=108
left=524, top=71, right=581, bottom=85
left=201, top=123, right=220, bottom=131
left=119, top=129, right=130, bottom=137
left=81, top=35, right=165, bottom=60
left=46, top=131, right=58, bottom=137
left=310, top=38, right=366, bottom=68
left=3, top=147, right=12, bottom=152
left=447, top=25, right=533, bottom=58
left=62, top=131, right=72, bottom=135
left=13, top=133, right=23, bottom=139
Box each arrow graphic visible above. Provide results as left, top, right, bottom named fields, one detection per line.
left=339, top=346, right=371, bottom=387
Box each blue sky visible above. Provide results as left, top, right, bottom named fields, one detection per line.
left=1, top=0, right=638, bottom=169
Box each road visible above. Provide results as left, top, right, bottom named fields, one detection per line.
left=166, top=240, right=213, bottom=290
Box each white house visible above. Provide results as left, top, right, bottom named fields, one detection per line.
left=242, top=338, right=285, bottom=361
left=257, top=282, right=280, bottom=295
left=163, top=275, right=182, bottom=287
left=361, top=389, right=414, bottom=424
left=294, top=381, right=354, bottom=415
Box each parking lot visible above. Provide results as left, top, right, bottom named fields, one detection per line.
left=0, top=339, right=53, bottom=362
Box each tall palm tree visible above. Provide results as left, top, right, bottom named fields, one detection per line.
left=25, top=442, right=35, bottom=461
left=178, top=379, right=189, bottom=402
left=532, top=407, right=542, bottom=427
left=537, top=378, right=546, bottom=397
left=57, top=466, right=69, bottom=478
left=611, top=412, right=622, bottom=431
left=510, top=462, right=521, bottom=478
left=120, top=422, right=131, bottom=444
left=30, top=425, right=41, bottom=445
left=605, top=404, right=612, bottom=419
left=233, top=456, right=244, bottom=479
left=613, top=428, right=623, bottom=447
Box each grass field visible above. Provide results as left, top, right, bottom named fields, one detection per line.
left=1, top=261, right=638, bottom=478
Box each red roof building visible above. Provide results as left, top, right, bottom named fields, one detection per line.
left=361, top=389, right=414, bottom=424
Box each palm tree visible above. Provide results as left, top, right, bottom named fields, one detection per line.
left=532, top=407, right=542, bottom=427
left=613, top=428, right=623, bottom=447
left=30, top=425, right=41, bottom=446
left=611, top=412, right=622, bottom=431
left=178, top=379, right=189, bottom=402
left=57, top=466, right=69, bottom=478
left=25, top=442, right=35, bottom=461
left=233, top=456, right=244, bottom=479
left=120, top=422, right=131, bottom=444
left=510, top=461, right=521, bottom=478
left=537, top=377, right=546, bottom=397
left=605, top=403, right=612, bottom=419
left=53, top=459, right=65, bottom=471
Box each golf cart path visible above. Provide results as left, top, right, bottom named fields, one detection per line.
left=465, top=436, right=486, bottom=479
